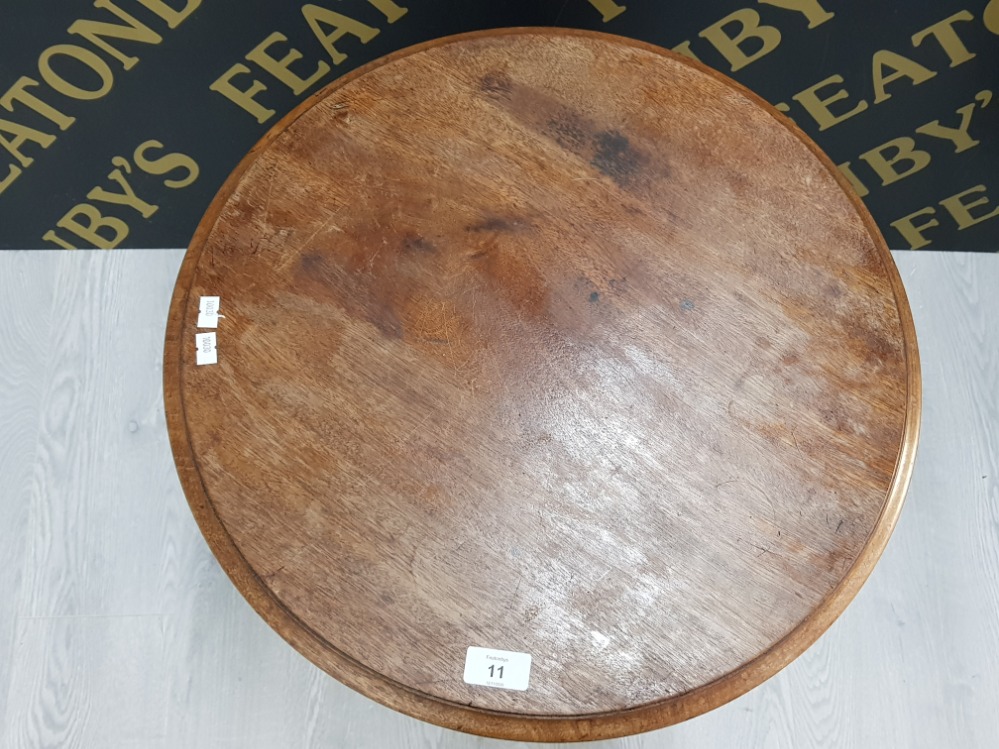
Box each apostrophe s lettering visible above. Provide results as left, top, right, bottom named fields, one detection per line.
left=134, top=139, right=199, bottom=188
left=41, top=138, right=200, bottom=249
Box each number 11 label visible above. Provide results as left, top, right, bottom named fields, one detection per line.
left=463, top=647, right=532, bottom=691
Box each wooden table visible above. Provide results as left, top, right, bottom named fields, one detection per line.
left=164, top=29, right=920, bottom=742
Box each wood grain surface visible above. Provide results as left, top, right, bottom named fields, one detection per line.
left=163, top=29, right=919, bottom=741
left=1, top=249, right=995, bottom=749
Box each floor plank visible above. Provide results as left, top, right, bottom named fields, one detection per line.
left=3, top=615, right=170, bottom=749
left=0, top=252, right=59, bottom=739
left=0, top=249, right=996, bottom=748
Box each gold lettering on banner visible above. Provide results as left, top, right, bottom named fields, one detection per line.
left=860, top=138, right=931, bottom=187
left=133, top=0, right=202, bottom=30
left=915, top=101, right=980, bottom=153
left=364, top=0, right=408, bottom=23
left=889, top=183, right=999, bottom=249
left=132, top=139, right=199, bottom=187
left=302, top=5, right=381, bottom=65
left=0, top=118, right=56, bottom=166
left=587, top=0, right=836, bottom=30
left=0, top=165, right=19, bottom=194
left=911, top=11, right=976, bottom=66
left=589, top=0, right=834, bottom=62
left=699, top=9, right=782, bottom=72
left=0, top=0, right=201, bottom=200
left=762, top=7, right=985, bottom=131
left=38, top=44, right=115, bottom=100
left=210, top=1, right=411, bottom=123
left=41, top=139, right=200, bottom=249
left=68, top=0, right=163, bottom=71
left=890, top=207, right=940, bottom=249
left=939, top=185, right=999, bottom=230
left=88, top=157, right=159, bottom=217
left=586, top=0, right=627, bottom=23
left=0, top=78, right=76, bottom=130
left=834, top=91, right=991, bottom=196
left=41, top=230, right=78, bottom=249
left=56, top=203, right=130, bottom=248
left=209, top=66, right=276, bottom=124
left=836, top=162, right=869, bottom=198
left=246, top=32, right=331, bottom=95
left=871, top=50, right=937, bottom=104
left=757, top=0, right=834, bottom=28
left=792, top=76, right=868, bottom=131
left=986, top=0, right=999, bottom=34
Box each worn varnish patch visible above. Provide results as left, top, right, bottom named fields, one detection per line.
left=165, top=30, right=919, bottom=743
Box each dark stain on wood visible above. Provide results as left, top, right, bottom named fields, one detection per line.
left=546, top=111, right=588, bottom=151
left=465, top=216, right=530, bottom=233
left=478, top=69, right=658, bottom=190
left=591, top=130, right=644, bottom=187
left=294, top=250, right=404, bottom=339
left=478, top=70, right=513, bottom=97
left=402, top=234, right=436, bottom=254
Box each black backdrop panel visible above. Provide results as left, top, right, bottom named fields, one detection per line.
left=0, top=0, right=996, bottom=251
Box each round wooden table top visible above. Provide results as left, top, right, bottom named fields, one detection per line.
left=165, top=28, right=920, bottom=742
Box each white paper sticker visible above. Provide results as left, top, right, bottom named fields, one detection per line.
left=195, top=332, right=218, bottom=365
left=197, top=296, right=222, bottom=328
left=463, top=647, right=531, bottom=691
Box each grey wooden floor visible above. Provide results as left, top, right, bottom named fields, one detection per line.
left=0, top=249, right=996, bottom=748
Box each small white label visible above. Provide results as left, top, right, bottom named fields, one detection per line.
left=197, top=296, right=222, bottom=328
left=195, top=332, right=217, bottom=365
left=463, top=647, right=531, bottom=691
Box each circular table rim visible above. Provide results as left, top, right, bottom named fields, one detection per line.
left=162, top=26, right=922, bottom=742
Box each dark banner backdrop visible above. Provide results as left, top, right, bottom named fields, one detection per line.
left=0, top=0, right=997, bottom=251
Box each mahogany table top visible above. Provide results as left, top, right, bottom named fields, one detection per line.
left=164, top=28, right=920, bottom=742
